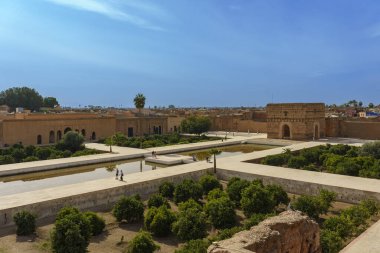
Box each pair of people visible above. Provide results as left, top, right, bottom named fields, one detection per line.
left=115, top=168, right=124, bottom=181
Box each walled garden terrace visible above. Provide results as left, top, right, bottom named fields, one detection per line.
left=256, top=142, right=380, bottom=179
left=0, top=174, right=378, bottom=253
left=101, top=133, right=222, bottom=149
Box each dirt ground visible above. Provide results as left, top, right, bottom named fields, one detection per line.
left=0, top=210, right=181, bottom=253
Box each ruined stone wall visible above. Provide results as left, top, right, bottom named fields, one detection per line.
left=0, top=121, right=3, bottom=147
left=267, top=103, right=325, bottom=140
left=116, top=117, right=168, bottom=136
left=340, top=120, right=380, bottom=140
left=1, top=117, right=116, bottom=146
left=210, top=116, right=267, bottom=133
left=167, top=116, right=184, bottom=133
left=325, top=118, right=380, bottom=140
left=208, top=211, right=321, bottom=253
left=325, top=118, right=341, bottom=137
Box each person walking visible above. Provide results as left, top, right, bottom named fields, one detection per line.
left=120, top=170, right=124, bottom=181
left=115, top=168, right=119, bottom=180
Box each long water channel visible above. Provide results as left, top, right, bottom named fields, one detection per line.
left=0, top=144, right=276, bottom=196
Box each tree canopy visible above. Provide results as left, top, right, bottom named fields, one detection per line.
left=43, top=96, right=59, bottom=108
left=0, top=86, right=43, bottom=111
left=134, top=93, right=146, bottom=110
left=180, top=116, right=211, bottom=135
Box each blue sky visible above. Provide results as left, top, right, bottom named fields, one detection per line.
left=0, top=0, right=380, bottom=107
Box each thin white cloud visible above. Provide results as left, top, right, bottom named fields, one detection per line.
left=45, top=0, right=165, bottom=31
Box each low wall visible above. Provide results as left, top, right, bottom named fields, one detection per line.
left=216, top=169, right=380, bottom=204
left=0, top=168, right=212, bottom=230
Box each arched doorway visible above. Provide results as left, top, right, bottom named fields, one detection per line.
left=49, top=131, right=55, bottom=143
left=314, top=125, right=319, bottom=140
left=91, top=132, right=96, bottom=140
left=37, top=135, right=42, bottom=145
left=64, top=127, right=72, bottom=134
left=81, top=129, right=86, bottom=137
left=57, top=130, right=62, bottom=141
left=282, top=124, right=290, bottom=139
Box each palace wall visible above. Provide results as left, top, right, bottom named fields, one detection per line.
left=210, top=114, right=267, bottom=133
left=1, top=117, right=116, bottom=146
left=267, top=103, right=325, bottom=140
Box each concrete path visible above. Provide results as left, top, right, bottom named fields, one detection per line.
left=0, top=134, right=264, bottom=177
left=0, top=148, right=147, bottom=177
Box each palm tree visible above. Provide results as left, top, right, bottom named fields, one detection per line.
left=209, top=148, right=222, bottom=173
left=134, top=93, right=146, bottom=113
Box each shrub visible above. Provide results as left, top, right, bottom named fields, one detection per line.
left=25, top=145, right=36, bottom=156
left=261, top=154, right=290, bottom=166
left=22, top=156, right=39, bottom=162
left=207, top=188, right=228, bottom=201
left=35, top=147, right=52, bottom=160
left=320, top=229, right=343, bottom=253
left=126, top=230, right=160, bottom=253
left=83, top=212, right=105, bottom=236
left=292, top=195, right=323, bottom=220
left=59, top=131, right=84, bottom=152
left=173, top=179, right=203, bottom=204
left=172, top=208, right=208, bottom=241
left=144, top=206, right=176, bottom=237
left=287, top=156, right=308, bottom=169
left=244, top=213, right=275, bottom=230
left=340, top=205, right=370, bottom=227
left=62, top=150, right=72, bottom=158
left=323, top=216, right=354, bottom=238
left=13, top=210, right=36, bottom=236
left=112, top=196, right=144, bottom=223
left=292, top=190, right=336, bottom=220
left=360, top=141, right=380, bottom=159
left=266, top=184, right=290, bottom=206
left=159, top=181, right=175, bottom=198
left=51, top=208, right=92, bottom=253
left=205, top=197, right=236, bottom=229
left=0, top=155, right=15, bottom=165
left=240, top=184, right=276, bottom=217
left=226, top=177, right=250, bottom=206
left=199, top=174, right=222, bottom=195
left=360, top=199, right=379, bottom=216
left=319, top=189, right=337, bottom=212
left=147, top=193, right=170, bottom=208
left=174, top=239, right=210, bottom=253
left=178, top=199, right=203, bottom=212
left=12, top=148, right=26, bottom=162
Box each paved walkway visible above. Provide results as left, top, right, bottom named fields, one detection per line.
left=0, top=133, right=265, bottom=177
